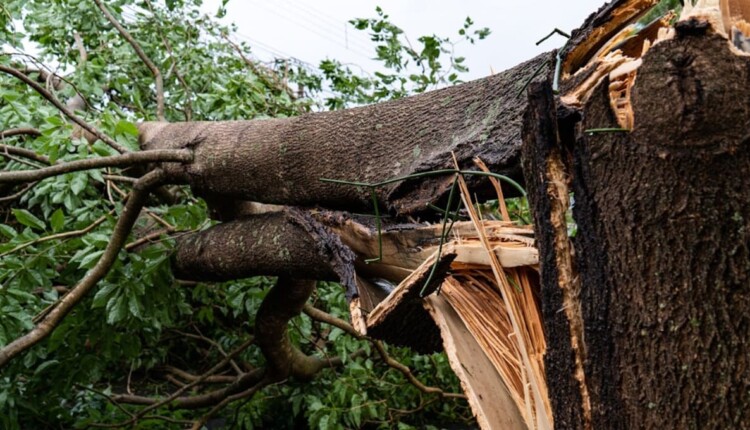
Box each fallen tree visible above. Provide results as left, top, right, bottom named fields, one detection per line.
left=2, top=0, right=750, bottom=428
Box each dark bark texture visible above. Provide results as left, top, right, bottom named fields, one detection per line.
left=522, top=81, right=585, bottom=430
left=569, top=33, right=750, bottom=428
left=139, top=54, right=551, bottom=215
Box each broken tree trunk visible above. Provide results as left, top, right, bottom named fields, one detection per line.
left=138, top=53, right=549, bottom=216
left=139, top=2, right=750, bottom=429
left=525, top=2, right=750, bottom=428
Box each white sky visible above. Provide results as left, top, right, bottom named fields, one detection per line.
left=200, top=0, right=606, bottom=81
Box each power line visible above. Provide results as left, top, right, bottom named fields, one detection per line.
left=272, top=0, right=375, bottom=54
left=244, top=0, right=374, bottom=61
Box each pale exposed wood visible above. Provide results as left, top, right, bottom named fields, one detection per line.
left=366, top=246, right=456, bottom=330
left=453, top=165, right=551, bottom=430
left=364, top=247, right=457, bottom=353
left=348, top=297, right=367, bottom=335
left=562, top=0, right=659, bottom=76
left=331, top=220, right=538, bottom=285
left=424, top=294, right=526, bottom=430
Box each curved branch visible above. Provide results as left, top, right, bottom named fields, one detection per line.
left=0, top=181, right=37, bottom=203
left=0, top=65, right=128, bottom=153
left=0, top=144, right=50, bottom=165
left=0, top=128, right=42, bottom=139
left=94, top=0, right=165, bottom=121
left=256, top=277, right=327, bottom=381
left=0, top=149, right=192, bottom=184
left=0, top=169, right=166, bottom=368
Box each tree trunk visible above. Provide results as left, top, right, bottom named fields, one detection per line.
left=525, top=24, right=750, bottom=430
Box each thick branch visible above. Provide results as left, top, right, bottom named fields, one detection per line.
left=0, top=169, right=165, bottom=368
left=173, top=208, right=357, bottom=298
left=0, top=65, right=128, bottom=153
left=139, top=53, right=552, bottom=215
left=94, top=0, right=165, bottom=121
left=256, top=277, right=331, bottom=381
left=0, top=149, right=192, bottom=184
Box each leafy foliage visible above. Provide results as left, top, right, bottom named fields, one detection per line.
left=0, top=0, right=488, bottom=428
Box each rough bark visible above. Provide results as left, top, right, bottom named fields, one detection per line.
left=585, top=32, right=750, bottom=429
left=173, top=208, right=357, bottom=298
left=522, top=81, right=585, bottom=430
left=529, top=29, right=750, bottom=428
left=138, top=53, right=551, bottom=215
left=255, top=277, right=325, bottom=381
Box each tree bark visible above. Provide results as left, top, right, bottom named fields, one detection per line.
left=174, top=208, right=357, bottom=298
left=526, top=28, right=750, bottom=429
left=138, top=54, right=550, bottom=215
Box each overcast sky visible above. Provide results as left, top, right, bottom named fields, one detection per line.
left=200, top=0, right=606, bottom=81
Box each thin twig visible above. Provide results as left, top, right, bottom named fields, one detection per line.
left=94, top=0, right=165, bottom=121
left=190, top=378, right=271, bottom=430
left=0, top=149, right=192, bottom=184
left=124, top=228, right=175, bottom=251
left=0, top=211, right=111, bottom=258
left=536, top=28, right=571, bottom=45
left=0, top=182, right=38, bottom=203
left=0, top=151, right=45, bottom=169
left=143, top=0, right=192, bottom=121
left=176, top=328, right=242, bottom=374
left=0, top=65, right=128, bottom=153
left=0, top=128, right=42, bottom=139
left=302, top=304, right=467, bottom=400
left=105, top=337, right=255, bottom=426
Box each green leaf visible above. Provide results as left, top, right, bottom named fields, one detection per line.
left=115, top=120, right=139, bottom=137
left=33, top=359, right=59, bottom=376
left=107, top=294, right=128, bottom=324
left=93, top=283, right=118, bottom=308
left=12, top=209, right=45, bottom=231
left=0, top=224, right=16, bottom=239
left=50, top=209, right=65, bottom=232
left=70, top=174, right=88, bottom=196
left=78, top=249, right=105, bottom=269
left=127, top=293, right=142, bottom=318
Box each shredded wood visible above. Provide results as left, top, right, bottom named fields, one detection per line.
left=562, top=0, right=659, bottom=76
left=440, top=268, right=550, bottom=430
left=361, top=212, right=547, bottom=428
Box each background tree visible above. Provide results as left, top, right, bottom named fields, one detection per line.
left=0, top=0, right=490, bottom=428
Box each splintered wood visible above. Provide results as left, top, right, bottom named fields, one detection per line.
left=358, top=217, right=548, bottom=430
left=439, top=269, right=550, bottom=430
left=563, top=0, right=750, bottom=130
